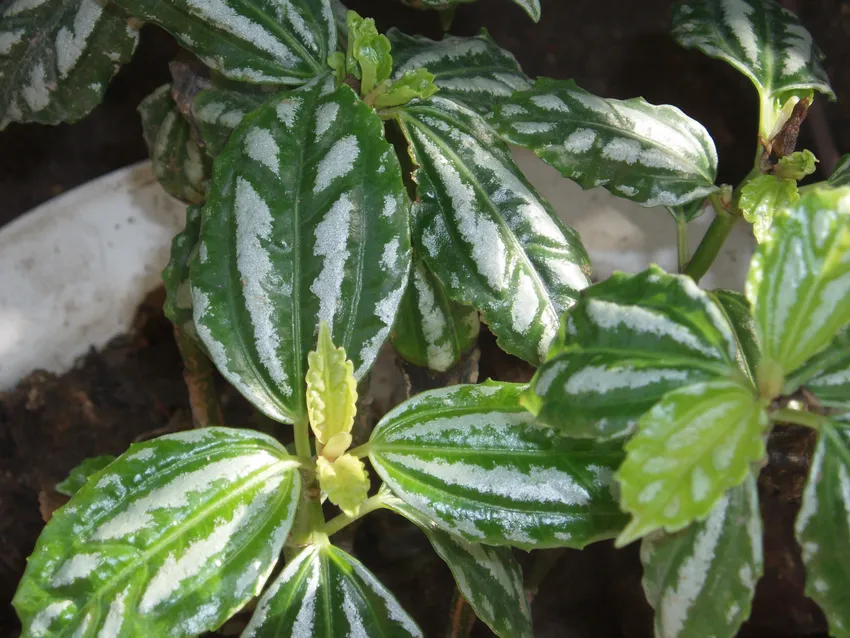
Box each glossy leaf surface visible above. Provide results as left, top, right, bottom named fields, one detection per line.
left=191, top=75, right=410, bottom=423
left=746, top=187, right=850, bottom=378
left=795, top=420, right=850, bottom=638
left=710, top=289, right=761, bottom=381
left=738, top=174, right=798, bottom=243
left=138, top=84, right=206, bottom=204
left=397, top=96, right=591, bottom=365
left=493, top=78, right=718, bottom=207
left=616, top=380, right=767, bottom=545
left=391, top=254, right=479, bottom=372
left=641, top=475, right=763, bottom=638
left=384, top=494, right=532, bottom=638
left=523, top=267, right=743, bottom=440
left=803, top=332, right=850, bottom=412
left=55, top=455, right=116, bottom=497
left=193, top=87, right=268, bottom=158
left=13, top=428, right=301, bottom=638
left=0, top=0, right=138, bottom=129
left=111, top=0, right=335, bottom=85
left=369, top=382, right=626, bottom=550
left=387, top=29, right=530, bottom=115
left=243, top=544, right=422, bottom=637
left=394, top=0, right=540, bottom=22
left=672, top=0, right=834, bottom=134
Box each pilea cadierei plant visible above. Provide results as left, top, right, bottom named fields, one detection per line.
left=5, top=0, right=850, bottom=636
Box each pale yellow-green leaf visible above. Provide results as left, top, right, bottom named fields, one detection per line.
left=306, top=321, right=358, bottom=444
left=317, top=453, right=370, bottom=517
left=322, top=432, right=353, bottom=460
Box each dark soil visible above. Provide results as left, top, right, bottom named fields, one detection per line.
left=2, top=0, right=849, bottom=636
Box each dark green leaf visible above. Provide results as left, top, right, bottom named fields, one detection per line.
left=795, top=420, right=850, bottom=637
left=798, top=328, right=850, bottom=412
left=386, top=29, right=530, bottom=115
left=710, top=289, right=761, bottom=382
left=396, top=96, right=591, bottom=366
left=0, top=0, right=138, bottom=129
left=828, top=155, right=850, bottom=188
left=191, top=75, right=411, bottom=424
left=111, top=0, right=335, bottom=85
left=243, top=543, right=422, bottom=637
left=616, top=379, right=767, bottom=545
left=13, top=428, right=301, bottom=637
left=192, top=86, right=268, bottom=158
left=369, top=381, right=626, bottom=550
left=641, top=475, right=763, bottom=638
left=383, top=493, right=532, bottom=638
left=55, top=456, right=116, bottom=497
left=738, top=174, right=798, bottom=243
left=672, top=0, right=834, bottom=138
left=394, top=0, right=540, bottom=22
left=746, top=187, right=850, bottom=382
left=391, top=253, right=479, bottom=372
left=522, top=267, right=745, bottom=440
left=138, top=84, right=206, bottom=204
left=493, top=78, right=718, bottom=208
left=162, top=204, right=202, bottom=338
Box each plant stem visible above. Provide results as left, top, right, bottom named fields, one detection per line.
left=348, top=442, right=372, bottom=459
left=684, top=212, right=737, bottom=282
left=445, top=589, right=477, bottom=638
left=173, top=325, right=222, bottom=428
left=771, top=407, right=826, bottom=430
left=322, top=494, right=386, bottom=537
left=676, top=215, right=689, bottom=274
left=292, top=417, right=325, bottom=543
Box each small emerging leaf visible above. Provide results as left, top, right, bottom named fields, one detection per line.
left=387, top=29, right=530, bottom=115
left=641, top=475, right=763, bottom=638
left=493, top=78, right=719, bottom=208
left=616, top=379, right=767, bottom=546
left=746, top=187, right=850, bottom=384
left=55, top=455, right=115, bottom=497
left=244, top=544, right=422, bottom=637
left=384, top=494, right=533, bottom=638
left=317, top=453, right=369, bottom=516
left=774, top=149, right=818, bottom=180
left=369, top=382, right=626, bottom=549
left=795, top=420, right=850, bottom=637
left=346, top=11, right=392, bottom=95
left=13, top=428, right=301, bottom=637
left=523, top=267, right=745, bottom=440
left=375, top=69, right=439, bottom=109
left=0, top=0, right=139, bottom=129
left=738, top=174, right=798, bottom=243
left=307, top=321, right=357, bottom=444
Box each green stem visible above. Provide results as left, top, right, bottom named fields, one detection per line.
left=322, top=494, right=386, bottom=537
left=684, top=212, right=737, bottom=282
left=348, top=442, right=372, bottom=459
left=676, top=215, right=689, bottom=274
left=292, top=418, right=325, bottom=543
left=771, top=407, right=826, bottom=430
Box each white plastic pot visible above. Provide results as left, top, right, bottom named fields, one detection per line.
left=0, top=154, right=754, bottom=390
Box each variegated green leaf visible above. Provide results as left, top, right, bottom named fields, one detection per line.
left=738, top=174, right=798, bottom=243
left=522, top=267, right=744, bottom=440
left=243, top=543, right=422, bottom=637
left=710, top=289, right=761, bottom=381
left=191, top=75, right=411, bottom=424
left=369, top=381, right=626, bottom=550
left=383, top=493, right=532, bottom=638
left=395, top=96, right=591, bottom=366
left=797, top=328, right=850, bottom=413
left=672, top=0, right=834, bottom=138
left=493, top=78, right=719, bottom=208
left=55, top=455, right=116, bottom=497
left=111, top=0, right=335, bottom=85
left=12, top=427, right=301, bottom=638
left=828, top=154, right=850, bottom=188
left=386, top=29, right=530, bottom=115
left=641, top=475, right=763, bottom=638
left=616, top=379, right=767, bottom=546
left=192, top=87, right=268, bottom=158
left=0, top=0, right=138, bottom=129
left=391, top=254, right=479, bottom=372
left=795, top=420, right=850, bottom=637
left=395, top=0, right=540, bottom=22
left=162, top=204, right=202, bottom=339
left=138, top=84, right=206, bottom=204
left=746, top=187, right=850, bottom=386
